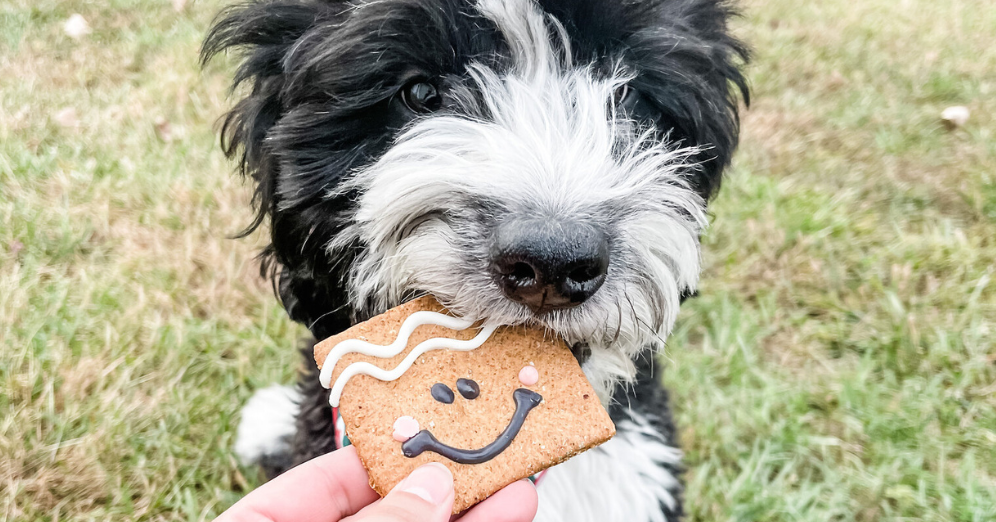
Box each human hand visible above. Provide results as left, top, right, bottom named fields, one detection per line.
left=216, top=446, right=539, bottom=522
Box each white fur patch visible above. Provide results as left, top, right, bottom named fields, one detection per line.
left=535, top=410, right=683, bottom=522
left=234, top=385, right=300, bottom=466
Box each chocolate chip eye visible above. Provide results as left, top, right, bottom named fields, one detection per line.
left=456, top=378, right=480, bottom=400
left=431, top=383, right=454, bottom=404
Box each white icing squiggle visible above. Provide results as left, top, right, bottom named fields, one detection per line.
left=319, top=311, right=497, bottom=407
left=318, top=311, right=474, bottom=388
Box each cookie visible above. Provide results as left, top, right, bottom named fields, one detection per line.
left=314, top=296, right=615, bottom=514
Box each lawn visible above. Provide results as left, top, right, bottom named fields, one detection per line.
left=1, top=0, right=994, bottom=520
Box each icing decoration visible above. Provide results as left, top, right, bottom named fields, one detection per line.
left=431, top=383, right=455, bottom=404
left=456, top=378, right=480, bottom=400
left=518, top=365, right=539, bottom=386
left=402, top=389, right=542, bottom=464
left=392, top=416, right=420, bottom=442
left=333, top=406, right=549, bottom=484
left=318, top=310, right=498, bottom=407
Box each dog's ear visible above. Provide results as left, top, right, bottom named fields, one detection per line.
left=201, top=1, right=341, bottom=237
left=627, top=0, right=750, bottom=200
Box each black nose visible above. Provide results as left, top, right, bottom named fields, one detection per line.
left=491, top=219, right=609, bottom=314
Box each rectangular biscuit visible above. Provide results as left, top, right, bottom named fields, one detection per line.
left=314, top=296, right=615, bottom=514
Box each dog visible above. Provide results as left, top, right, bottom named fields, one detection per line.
left=203, top=0, right=748, bottom=520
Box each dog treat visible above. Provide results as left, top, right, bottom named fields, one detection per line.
left=314, top=296, right=615, bottom=514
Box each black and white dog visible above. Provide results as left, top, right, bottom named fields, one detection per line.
left=203, top=0, right=747, bottom=519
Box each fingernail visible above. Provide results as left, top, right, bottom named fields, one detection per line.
left=398, top=463, right=453, bottom=505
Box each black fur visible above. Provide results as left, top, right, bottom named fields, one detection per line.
left=204, top=0, right=747, bottom=517
left=610, top=354, right=685, bottom=520
left=534, top=0, right=750, bottom=197
left=292, top=338, right=338, bottom=465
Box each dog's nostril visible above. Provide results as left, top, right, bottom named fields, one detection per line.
left=568, top=262, right=602, bottom=283
left=508, top=262, right=536, bottom=283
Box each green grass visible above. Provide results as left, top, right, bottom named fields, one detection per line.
left=1, top=0, right=994, bottom=520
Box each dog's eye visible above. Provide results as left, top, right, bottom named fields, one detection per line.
left=613, top=83, right=638, bottom=111
left=401, top=80, right=442, bottom=114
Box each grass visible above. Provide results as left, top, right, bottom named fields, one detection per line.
left=1, top=0, right=994, bottom=520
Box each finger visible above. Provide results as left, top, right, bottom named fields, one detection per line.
left=458, top=480, right=538, bottom=522
left=218, top=446, right=380, bottom=522
left=343, top=463, right=455, bottom=522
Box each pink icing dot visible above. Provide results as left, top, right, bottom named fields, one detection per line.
left=392, top=416, right=420, bottom=442
left=518, top=365, right=539, bottom=386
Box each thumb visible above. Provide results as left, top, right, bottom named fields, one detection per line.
left=347, top=463, right=455, bottom=522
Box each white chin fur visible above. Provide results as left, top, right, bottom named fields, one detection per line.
left=535, top=408, right=683, bottom=522
left=326, top=0, right=706, bottom=397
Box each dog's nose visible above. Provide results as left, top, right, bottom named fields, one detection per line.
left=491, top=219, right=609, bottom=314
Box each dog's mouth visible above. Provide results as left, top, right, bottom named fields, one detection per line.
left=570, top=341, right=593, bottom=365
left=400, top=388, right=543, bottom=464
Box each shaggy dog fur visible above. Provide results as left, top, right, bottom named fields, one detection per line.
left=203, top=1, right=747, bottom=520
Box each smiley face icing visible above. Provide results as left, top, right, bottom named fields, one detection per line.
left=403, top=386, right=543, bottom=464
left=313, top=296, right=615, bottom=514
left=456, top=378, right=480, bottom=399
left=518, top=365, right=540, bottom=386
left=392, top=416, right=421, bottom=442
left=430, top=383, right=455, bottom=404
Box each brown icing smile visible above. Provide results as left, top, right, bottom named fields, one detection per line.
left=401, top=388, right=542, bottom=464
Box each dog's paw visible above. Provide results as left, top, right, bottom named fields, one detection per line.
left=234, top=385, right=300, bottom=467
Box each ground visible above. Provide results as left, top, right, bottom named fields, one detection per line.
left=1, top=0, right=994, bottom=520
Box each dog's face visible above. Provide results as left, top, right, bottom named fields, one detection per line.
left=204, top=0, right=747, bottom=392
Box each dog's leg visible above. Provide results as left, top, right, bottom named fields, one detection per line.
left=234, top=384, right=300, bottom=479
left=234, top=338, right=338, bottom=480
left=534, top=354, right=683, bottom=522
